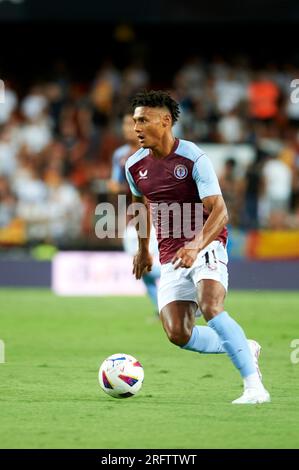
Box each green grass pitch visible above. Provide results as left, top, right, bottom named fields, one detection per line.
left=0, top=289, right=298, bottom=449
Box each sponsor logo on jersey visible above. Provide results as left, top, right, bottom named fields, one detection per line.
left=139, top=169, right=148, bottom=179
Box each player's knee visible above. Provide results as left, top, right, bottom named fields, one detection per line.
left=199, top=300, right=223, bottom=320
left=166, top=326, right=191, bottom=346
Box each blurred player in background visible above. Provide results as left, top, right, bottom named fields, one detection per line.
left=109, top=112, right=160, bottom=313
left=123, top=222, right=160, bottom=313
left=108, top=113, right=140, bottom=195
left=126, top=90, right=270, bottom=404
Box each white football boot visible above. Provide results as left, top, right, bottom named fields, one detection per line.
left=232, top=340, right=270, bottom=404
left=232, top=387, right=271, bottom=405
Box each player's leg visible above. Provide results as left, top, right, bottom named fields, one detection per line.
left=160, top=300, right=226, bottom=353
left=198, top=278, right=256, bottom=376
left=198, top=279, right=270, bottom=404
left=160, top=300, right=196, bottom=346
left=158, top=261, right=227, bottom=353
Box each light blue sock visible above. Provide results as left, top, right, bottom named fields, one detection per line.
left=208, top=311, right=256, bottom=378
left=182, top=325, right=225, bottom=354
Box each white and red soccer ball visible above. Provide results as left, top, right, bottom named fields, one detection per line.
left=98, top=353, right=144, bottom=398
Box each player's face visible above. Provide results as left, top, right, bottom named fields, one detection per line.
left=133, top=106, right=168, bottom=149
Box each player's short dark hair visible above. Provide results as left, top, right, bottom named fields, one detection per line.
left=131, top=90, right=180, bottom=124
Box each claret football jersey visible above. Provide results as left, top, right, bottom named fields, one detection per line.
left=125, top=138, right=228, bottom=264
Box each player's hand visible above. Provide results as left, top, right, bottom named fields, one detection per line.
left=133, top=251, right=153, bottom=280
left=171, top=244, right=199, bottom=270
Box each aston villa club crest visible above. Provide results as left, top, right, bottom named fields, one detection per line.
left=174, top=164, right=188, bottom=180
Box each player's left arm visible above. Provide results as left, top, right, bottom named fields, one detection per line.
left=196, top=194, right=228, bottom=250
left=172, top=195, right=228, bottom=269
left=172, top=152, right=228, bottom=269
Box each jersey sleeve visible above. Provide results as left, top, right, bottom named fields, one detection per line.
left=125, top=162, right=143, bottom=197
left=192, top=153, right=222, bottom=199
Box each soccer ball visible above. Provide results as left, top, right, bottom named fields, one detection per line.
left=98, top=353, right=144, bottom=399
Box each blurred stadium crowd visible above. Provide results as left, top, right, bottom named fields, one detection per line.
left=1, top=56, right=299, bottom=248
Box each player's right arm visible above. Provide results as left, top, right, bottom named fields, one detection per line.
left=125, top=160, right=152, bottom=279
left=131, top=194, right=153, bottom=280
